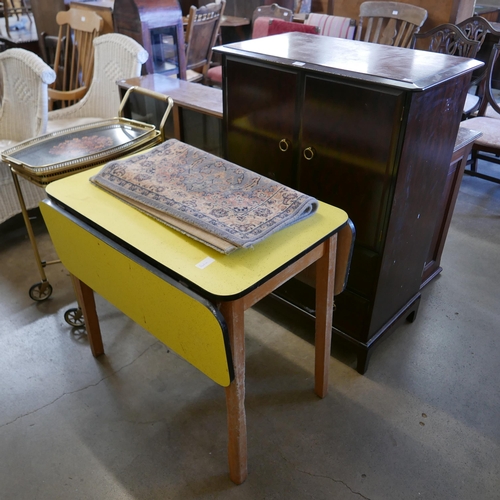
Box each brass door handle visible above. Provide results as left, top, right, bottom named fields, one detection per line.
left=279, top=138, right=290, bottom=152
left=303, top=146, right=315, bottom=160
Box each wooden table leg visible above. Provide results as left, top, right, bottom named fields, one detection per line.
left=314, top=234, right=337, bottom=398
left=172, top=105, right=183, bottom=141
left=71, top=274, right=104, bottom=357
left=220, top=299, right=248, bottom=485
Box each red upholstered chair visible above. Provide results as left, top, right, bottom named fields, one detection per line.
left=206, top=17, right=318, bottom=86
left=251, top=16, right=273, bottom=38
left=266, top=18, right=319, bottom=36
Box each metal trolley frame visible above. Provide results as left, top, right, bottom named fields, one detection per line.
left=2, top=87, right=173, bottom=325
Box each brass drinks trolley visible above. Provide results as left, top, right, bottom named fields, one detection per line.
left=2, top=87, right=173, bottom=325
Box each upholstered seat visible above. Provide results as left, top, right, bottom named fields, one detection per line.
left=305, top=13, right=356, bottom=39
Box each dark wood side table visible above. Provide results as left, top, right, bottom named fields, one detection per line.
left=117, top=74, right=222, bottom=155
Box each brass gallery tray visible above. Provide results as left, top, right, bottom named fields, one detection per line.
left=2, top=118, right=161, bottom=186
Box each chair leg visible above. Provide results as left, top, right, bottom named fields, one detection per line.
left=470, top=149, right=478, bottom=173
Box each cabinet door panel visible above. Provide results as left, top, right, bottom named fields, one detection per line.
left=225, top=60, right=298, bottom=186
left=298, top=76, right=405, bottom=250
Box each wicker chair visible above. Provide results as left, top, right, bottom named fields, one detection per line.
left=0, top=49, right=56, bottom=224
left=47, top=33, right=149, bottom=134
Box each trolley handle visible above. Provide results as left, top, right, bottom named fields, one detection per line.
left=118, top=86, right=174, bottom=144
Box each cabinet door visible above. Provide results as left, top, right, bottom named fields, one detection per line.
left=298, top=75, right=406, bottom=251
left=225, top=59, right=299, bottom=187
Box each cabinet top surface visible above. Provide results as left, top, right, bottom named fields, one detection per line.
left=215, top=33, right=483, bottom=90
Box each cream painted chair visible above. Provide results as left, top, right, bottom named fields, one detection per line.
left=0, top=49, right=56, bottom=224
left=47, top=33, right=149, bottom=134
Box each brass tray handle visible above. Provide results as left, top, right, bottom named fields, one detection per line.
left=303, top=146, right=315, bottom=160
left=279, top=138, right=290, bottom=152
left=119, top=86, right=174, bottom=143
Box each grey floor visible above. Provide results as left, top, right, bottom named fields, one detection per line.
left=0, top=162, right=499, bottom=500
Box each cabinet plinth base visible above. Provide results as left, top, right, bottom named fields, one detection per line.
left=268, top=292, right=421, bottom=374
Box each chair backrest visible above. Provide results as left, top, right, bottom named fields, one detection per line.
left=457, top=16, right=500, bottom=50
left=455, top=17, right=500, bottom=117
left=356, top=1, right=428, bottom=48
left=48, top=7, right=103, bottom=109
left=0, top=48, right=56, bottom=142
left=267, top=18, right=319, bottom=36
left=264, top=0, right=294, bottom=10
left=48, top=33, right=149, bottom=122
left=2, top=0, right=33, bottom=35
left=305, top=13, right=356, bottom=39
left=475, top=42, right=500, bottom=117
left=411, top=23, right=480, bottom=58
left=252, top=3, right=293, bottom=24
left=252, top=16, right=272, bottom=38
left=456, top=16, right=500, bottom=81
left=184, top=0, right=225, bottom=80
left=30, top=0, right=67, bottom=63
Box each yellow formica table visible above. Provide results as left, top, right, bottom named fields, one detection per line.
left=40, top=166, right=353, bottom=484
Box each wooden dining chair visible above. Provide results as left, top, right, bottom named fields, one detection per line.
left=1, top=0, right=33, bottom=35
left=47, top=33, right=149, bottom=133
left=355, top=1, right=427, bottom=48
left=456, top=16, right=500, bottom=118
left=48, top=7, right=104, bottom=111
left=459, top=42, right=500, bottom=183
left=411, top=23, right=480, bottom=58
left=411, top=23, right=482, bottom=119
left=183, top=0, right=225, bottom=84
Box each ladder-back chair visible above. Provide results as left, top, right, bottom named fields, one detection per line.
left=1, top=0, right=33, bottom=35
left=356, top=1, right=428, bottom=48
left=184, top=1, right=225, bottom=84
left=48, top=7, right=103, bottom=110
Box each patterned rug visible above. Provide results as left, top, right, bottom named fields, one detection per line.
left=90, top=139, right=318, bottom=254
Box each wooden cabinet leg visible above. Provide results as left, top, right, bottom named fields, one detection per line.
left=70, top=274, right=104, bottom=357
left=314, top=235, right=337, bottom=398
left=220, top=300, right=247, bottom=485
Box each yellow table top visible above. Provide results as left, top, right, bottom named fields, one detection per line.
left=45, top=166, right=348, bottom=300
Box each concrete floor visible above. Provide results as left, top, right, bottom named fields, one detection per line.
left=0, top=164, right=499, bottom=500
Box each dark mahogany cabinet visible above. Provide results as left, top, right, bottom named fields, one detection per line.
left=216, top=33, right=482, bottom=373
